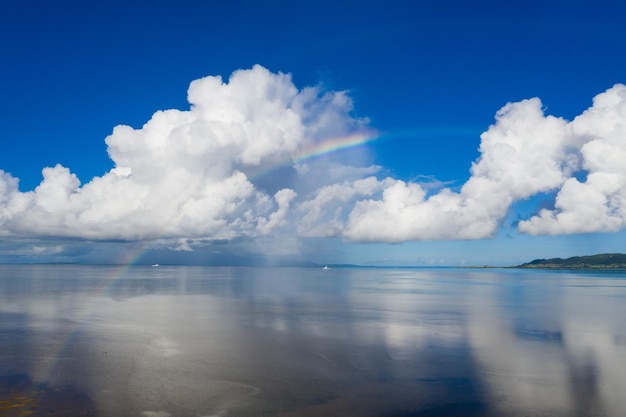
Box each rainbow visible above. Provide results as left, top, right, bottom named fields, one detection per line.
left=30, top=241, right=158, bottom=385
left=21, top=131, right=390, bottom=388
left=292, top=126, right=480, bottom=164
left=238, top=130, right=381, bottom=181
left=23, top=124, right=481, bottom=392
left=292, top=130, right=379, bottom=163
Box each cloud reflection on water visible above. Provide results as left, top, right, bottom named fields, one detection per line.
left=0, top=265, right=626, bottom=416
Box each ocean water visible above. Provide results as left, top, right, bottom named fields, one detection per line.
left=1, top=265, right=626, bottom=417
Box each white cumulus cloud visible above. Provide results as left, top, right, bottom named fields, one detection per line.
left=519, top=85, right=626, bottom=235
left=1, top=66, right=626, bottom=249
left=345, top=84, right=626, bottom=242
left=0, top=65, right=371, bottom=243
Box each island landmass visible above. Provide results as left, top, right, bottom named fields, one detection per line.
left=516, top=253, right=626, bottom=270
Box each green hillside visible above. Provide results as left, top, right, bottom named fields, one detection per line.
left=517, top=253, right=626, bottom=269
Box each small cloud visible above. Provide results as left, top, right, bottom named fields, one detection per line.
left=31, top=245, right=64, bottom=255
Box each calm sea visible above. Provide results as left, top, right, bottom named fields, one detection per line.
left=1, top=264, right=625, bottom=417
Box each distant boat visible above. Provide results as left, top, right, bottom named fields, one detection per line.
left=323, top=265, right=330, bottom=270
left=152, top=264, right=159, bottom=267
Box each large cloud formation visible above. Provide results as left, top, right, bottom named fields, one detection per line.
left=344, top=84, right=626, bottom=242
left=0, top=65, right=370, bottom=242
left=1, top=66, right=626, bottom=247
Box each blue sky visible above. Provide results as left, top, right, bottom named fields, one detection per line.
left=1, top=0, right=626, bottom=266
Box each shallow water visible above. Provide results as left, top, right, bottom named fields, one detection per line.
left=1, top=265, right=626, bottom=417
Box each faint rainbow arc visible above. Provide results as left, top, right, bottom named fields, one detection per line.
left=28, top=125, right=483, bottom=384
left=291, top=126, right=480, bottom=163
left=246, top=126, right=480, bottom=179
left=291, top=131, right=379, bottom=163
left=32, top=242, right=159, bottom=385
left=95, top=125, right=481, bottom=267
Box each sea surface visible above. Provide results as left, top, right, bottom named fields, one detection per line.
left=1, top=265, right=626, bottom=417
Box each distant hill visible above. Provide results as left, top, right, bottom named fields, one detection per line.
left=517, top=253, right=626, bottom=269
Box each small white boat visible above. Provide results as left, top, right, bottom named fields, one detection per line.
left=152, top=264, right=159, bottom=267
left=323, top=265, right=330, bottom=270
